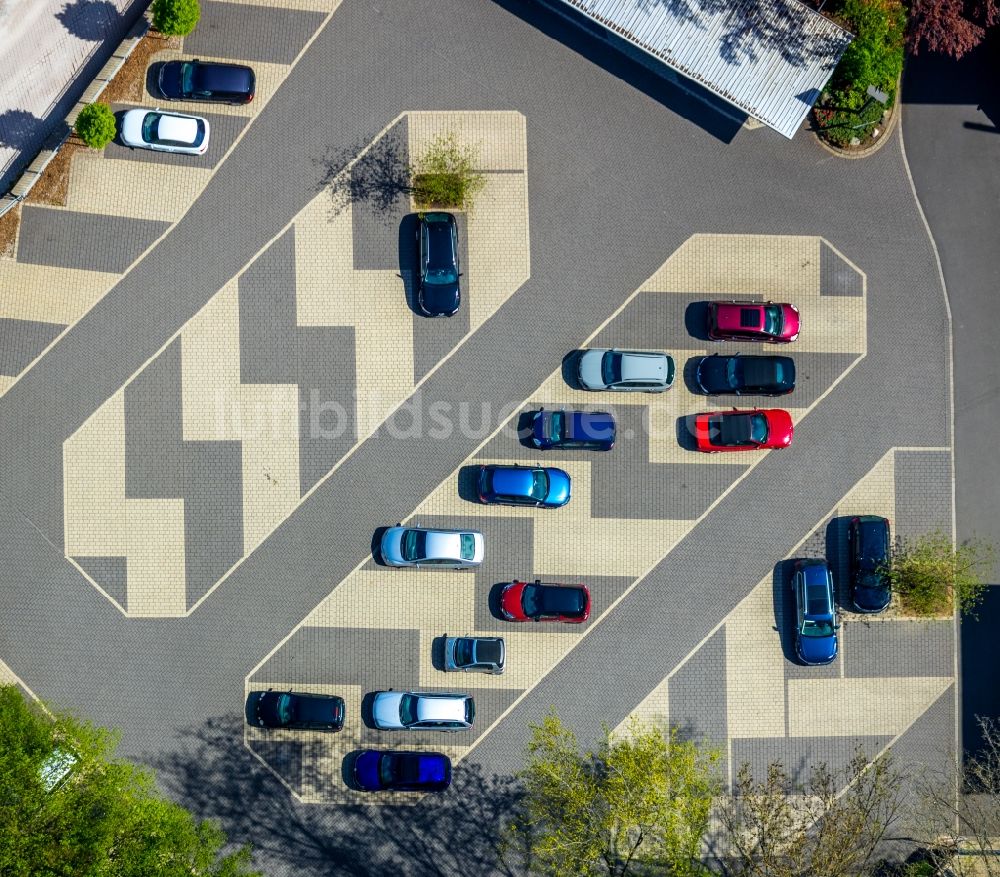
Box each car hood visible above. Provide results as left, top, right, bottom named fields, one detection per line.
left=158, top=61, right=184, bottom=98
left=419, top=281, right=459, bottom=316
left=781, top=305, right=800, bottom=341
left=380, top=527, right=405, bottom=564
left=695, top=356, right=729, bottom=393
left=798, top=634, right=837, bottom=664
left=854, top=583, right=891, bottom=611
left=577, top=350, right=607, bottom=389
left=372, top=692, right=404, bottom=728
left=119, top=109, right=147, bottom=145
left=353, top=750, right=382, bottom=789
left=766, top=409, right=794, bottom=447
left=546, top=468, right=571, bottom=504
left=500, top=582, right=525, bottom=619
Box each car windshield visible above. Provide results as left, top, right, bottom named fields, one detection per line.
left=275, top=693, right=294, bottom=724
left=459, top=533, right=476, bottom=560
left=521, top=584, right=540, bottom=616
left=749, top=414, right=769, bottom=444
left=141, top=112, right=162, bottom=143
left=399, top=694, right=418, bottom=725
left=455, top=638, right=475, bottom=666
left=529, top=469, right=549, bottom=501
left=800, top=618, right=835, bottom=637
left=401, top=529, right=426, bottom=562
left=381, top=754, right=420, bottom=785
left=181, top=62, right=195, bottom=95
left=549, top=411, right=564, bottom=443
left=602, top=353, right=622, bottom=385
left=726, top=357, right=740, bottom=389
left=763, top=305, right=783, bottom=336
left=425, top=267, right=458, bottom=284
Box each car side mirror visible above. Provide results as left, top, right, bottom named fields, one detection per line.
left=834, top=623, right=842, bottom=630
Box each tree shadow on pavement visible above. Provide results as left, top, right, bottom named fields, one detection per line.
left=0, top=109, right=48, bottom=153
left=314, top=125, right=412, bottom=219
left=55, top=0, right=123, bottom=41
left=150, top=716, right=525, bottom=877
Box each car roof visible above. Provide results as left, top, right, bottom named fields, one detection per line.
left=415, top=694, right=467, bottom=722
left=619, top=352, right=666, bottom=382
left=567, top=410, right=615, bottom=438
left=717, top=413, right=755, bottom=445
left=424, top=530, right=464, bottom=558
left=489, top=466, right=536, bottom=496
left=193, top=61, right=254, bottom=92
left=157, top=114, right=199, bottom=143
left=537, top=584, right=587, bottom=616
left=741, top=356, right=793, bottom=386
left=472, top=638, right=504, bottom=664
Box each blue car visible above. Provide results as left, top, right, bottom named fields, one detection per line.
left=792, top=559, right=839, bottom=665
left=477, top=465, right=571, bottom=508
left=353, top=750, right=452, bottom=792
left=531, top=409, right=616, bottom=451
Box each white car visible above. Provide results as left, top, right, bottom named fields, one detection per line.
left=380, top=526, right=484, bottom=568
left=577, top=348, right=675, bottom=392
left=119, top=109, right=210, bottom=155
left=372, top=691, right=475, bottom=731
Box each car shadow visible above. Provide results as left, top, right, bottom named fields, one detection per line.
left=360, top=691, right=380, bottom=729
left=685, top=301, right=712, bottom=341
left=430, top=635, right=447, bottom=672
left=676, top=415, right=700, bottom=452
left=562, top=350, right=584, bottom=390
left=826, top=516, right=852, bottom=609
left=515, top=410, right=537, bottom=448
left=398, top=213, right=420, bottom=315
left=683, top=355, right=708, bottom=394
left=487, top=582, right=508, bottom=621
left=370, top=527, right=389, bottom=566
left=771, top=558, right=799, bottom=663
left=146, top=61, right=165, bottom=100
left=457, top=465, right=482, bottom=504
left=111, top=110, right=132, bottom=147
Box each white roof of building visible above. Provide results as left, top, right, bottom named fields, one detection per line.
left=552, top=0, right=853, bottom=138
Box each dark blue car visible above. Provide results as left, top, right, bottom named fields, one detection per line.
left=477, top=465, right=571, bottom=508
left=694, top=354, right=795, bottom=396
left=158, top=60, right=256, bottom=104
left=849, top=515, right=892, bottom=613
left=792, top=559, right=839, bottom=665
left=417, top=212, right=461, bottom=317
left=353, top=750, right=452, bottom=792
left=530, top=409, right=616, bottom=451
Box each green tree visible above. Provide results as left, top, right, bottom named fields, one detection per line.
left=410, top=134, right=486, bottom=211
left=74, top=102, right=117, bottom=150
left=888, top=531, right=995, bottom=617
left=150, top=0, right=201, bottom=37
left=0, top=684, right=260, bottom=877
left=507, top=712, right=720, bottom=877
left=835, top=0, right=906, bottom=98
left=719, top=747, right=907, bottom=877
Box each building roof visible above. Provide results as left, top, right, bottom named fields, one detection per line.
left=551, top=0, right=854, bottom=138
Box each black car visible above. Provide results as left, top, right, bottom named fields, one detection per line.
left=249, top=689, right=345, bottom=731
left=353, top=750, right=452, bottom=792
left=416, top=212, right=460, bottom=316
left=158, top=60, right=256, bottom=104
left=530, top=408, right=616, bottom=451
left=848, top=515, right=892, bottom=613
left=694, top=354, right=795, bottom=396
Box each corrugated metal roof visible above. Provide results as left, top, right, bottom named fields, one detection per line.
left=551, top=0, right=853, bottom=138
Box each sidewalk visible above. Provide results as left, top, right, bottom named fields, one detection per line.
left=0, top=0, right=148, bottom=194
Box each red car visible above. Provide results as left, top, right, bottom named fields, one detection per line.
left=707, top=301, right=799, bottom=343
left=500, top=580, right=590, bottom=623
left=694, top=409, right=793, bottom=452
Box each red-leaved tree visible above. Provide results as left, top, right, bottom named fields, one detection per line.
left=907, top=0, right=1000, bottom=58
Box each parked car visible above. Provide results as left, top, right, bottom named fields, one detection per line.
left=500, top=580, right=590, bottom=623
left=707, top=301, right=799, bottom=343
left=380, top=526, right=484, bottom=568
left=849, top=515, right=892, bottom=613
left=694, top=354, right=796, bottom=396
left=694, top=408, right=793, bottom=452
left=119, top=109, right=209, bottom=155
left=577, top=349, right=674, bottom=392
left=444, top=636, right=505, bottom=674
left=417, top=212, right=461, bottom=317
left=371, top=691, right=474, bottom=731
left=477, top=464, right=571, bottom=508
left=158, top=59, right=255, bottom=104
left=353, top=749, right=452, bottom=792
left=248, top=689, right=345, bottom=731
left=531, top=408, right=616, bottom=451
left=792, top=559, right=839, bottom=665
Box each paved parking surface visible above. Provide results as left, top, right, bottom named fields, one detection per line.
left=0, top=0, right=958, bottom=872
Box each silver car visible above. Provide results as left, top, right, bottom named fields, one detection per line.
left=444, top=636, right=505, bottom=674
left=371, top=691, right=475, bottom=731
left=380, top=526, right=484, bottom=568
left=577, top=349, right=675, bottom=392
left=119, top=109, right=210, bottom=155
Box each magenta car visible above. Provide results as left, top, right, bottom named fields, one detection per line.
left=707, top=301, right=799, bottom=343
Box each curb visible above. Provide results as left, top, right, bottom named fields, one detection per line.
left=810, top=72, right=905, bottom=160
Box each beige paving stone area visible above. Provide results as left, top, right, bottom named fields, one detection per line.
left=63, top=112, right=530, bottom=616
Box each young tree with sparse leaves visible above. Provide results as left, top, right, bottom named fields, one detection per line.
left=74, top=102, right=117, bottom=150
left=719, top=747, right=908, bottom=877
left=0, top=684, right=260, bottom=877
left=150, top=0, right=201, bottom=37
left=410, top=134, right=486, bottom=212
left=506, top=712, right=720, bottom=877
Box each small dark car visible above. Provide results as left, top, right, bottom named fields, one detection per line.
left=849, top=515, right=892, bottom=613
left=417, top=212, right=461, bottom=316
left=353, top=750, right=452, bottom=792
left=158, top=59, right=256, bottom=104
left=694, top=354, right=795, bottom=396
left=500, top=580, right=591, bottom=623
left=531, top=409, right=616, bottom=451
left=249, top=689, right=345, bottom=731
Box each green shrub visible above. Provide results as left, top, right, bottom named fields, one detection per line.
left=888, top=531, right=995, bottom=617
left=150, top=0, right=201, bottom=36
left=410, top=134, right=486, bottom=211
left=836, top=0, right=906, bottom=99
left=74, top=102, right=117, bottom=150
